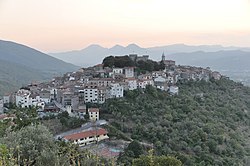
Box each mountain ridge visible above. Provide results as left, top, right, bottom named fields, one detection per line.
left=0, top=39, right=79, bottom=96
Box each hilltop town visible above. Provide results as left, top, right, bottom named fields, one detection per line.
left=0, top=53, right=222, bottom=157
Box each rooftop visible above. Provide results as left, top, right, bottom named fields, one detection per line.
left=64, top=128, right=108, bottom=141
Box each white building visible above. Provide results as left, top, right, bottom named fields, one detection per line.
left=126, top=78, right=137, bottom=90
left=169, top=86, right=179, bottom=95
left=84, top=87, right=98, bottom=103
left=113, top=68, right=123, bottom=74
left=63, top=128, right=109, bottom=147
left=98, top=87, right=106, bottom=104
left=16, top=89, right=45, bottom=109
left=88, top=108, right=99, bottom=121
left=138, top=79, right=154, bottom=89
left=16, top=89, right=31, bottom=108
left=0, top=99, right=3, bottom=113
left=107, top=83, right=124, bottom=98
left=124, top=67, right=134, bottom=78
left=3, top=95, right=10, bottom=104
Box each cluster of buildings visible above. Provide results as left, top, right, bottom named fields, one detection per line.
left=1, top=53, right=222, bottom=116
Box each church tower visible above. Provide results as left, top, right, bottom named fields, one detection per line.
left=162, top=52, right=165, bottom=61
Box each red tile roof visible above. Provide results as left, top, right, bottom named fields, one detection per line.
left=0, top=114, right=16, bottom=120
left=88, top=108, right=99, bottom=113
left=64, top=128, right=108, bottom=141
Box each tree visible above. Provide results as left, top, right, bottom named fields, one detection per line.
left=2, top=124, right=58, bottom=166
left=133, top=151, right=182, bottom=166
left=103, top=56, right=115, bottom=68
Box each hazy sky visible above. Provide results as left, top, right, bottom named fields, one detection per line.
left=0, top=0, right=250, bottom=52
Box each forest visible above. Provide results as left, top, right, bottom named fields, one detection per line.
left=101, top=78, right=250, bottom=165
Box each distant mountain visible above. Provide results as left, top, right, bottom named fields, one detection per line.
left=49, top=43, right=250, bottom=67
left=148, top=44, right=250, bottom=54
left=50, top=44, right=150, bottom=67
left=0, top=40, right=79, bottom=96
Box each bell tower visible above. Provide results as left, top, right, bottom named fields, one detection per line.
left=162, top=52, right=165, bottom=61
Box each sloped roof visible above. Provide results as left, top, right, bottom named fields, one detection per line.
left=63, top=128, right=108, bottom=141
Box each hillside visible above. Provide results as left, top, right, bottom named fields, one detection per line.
left=0, top=60, right=47, bottom=96
left=0, top=40, right=79, bottom=96
left=101, top=78, right=250, bottom=165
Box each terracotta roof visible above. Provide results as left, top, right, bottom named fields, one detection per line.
left=64, top=128, right=108, bottom=141
left=88, top=108, right=99, bottom=113
left=0, top=114, right=16, bottom=120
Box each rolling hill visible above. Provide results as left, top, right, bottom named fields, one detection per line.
left=0, top=40, right=79, bottom=96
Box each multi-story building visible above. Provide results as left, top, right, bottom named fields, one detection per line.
left=113, top=68, right=123, bottom=75
left=124, top=67, right=134, bottom=78
left=98, top=87, right=107, bottom=104
left=125, top=78, right=137, bottom=90
left=16, top=89, right=45, bottom=109
left=84, top=86, right=98, bottom=103
left=107, top=83, right=124, bottom=98
left=138, top=79, right=154, bottom=89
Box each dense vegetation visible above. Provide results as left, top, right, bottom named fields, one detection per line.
left=101, top=78, right=250, bottom=165
left=0, top=107, right=181, bottom=165
left=102, top=56, right=165, bottom=73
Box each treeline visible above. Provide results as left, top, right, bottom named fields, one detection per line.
left=101, top=78, right=250, bottom=165
left=102, top=55, right=165, bottom=73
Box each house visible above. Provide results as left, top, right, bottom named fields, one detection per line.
left=39, top=89, right=51, bottom=103
left=43, top=103, right=60, bottom=112
left=169, top=86, right=179, bottom=95
left=154, top=76, right=168, bottom=91
left=74, top=105, right=87, bottom=118
left=15, top=89, right=31, bottom=108
left=107, top=83, right=124, bottom=98
left=113, top=68, right=123, bottom=75
left=62, top=91, right=74, bottom=106
left=0, top=99, right=3, bottom=113
left=63, top=128, right=109, bottom=147
left=88, top=108, right=99, bottom=121
left=3, top=94, right=10, bottom=104
left=125, top=78, right=137, bottom=90
left=138, top=79, right=154, bottom=89
left=16, top=89, right=45, bottom=109
left=124, top=67, right=134, bottom=78
left=0, top=114, right=16, bottom=122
